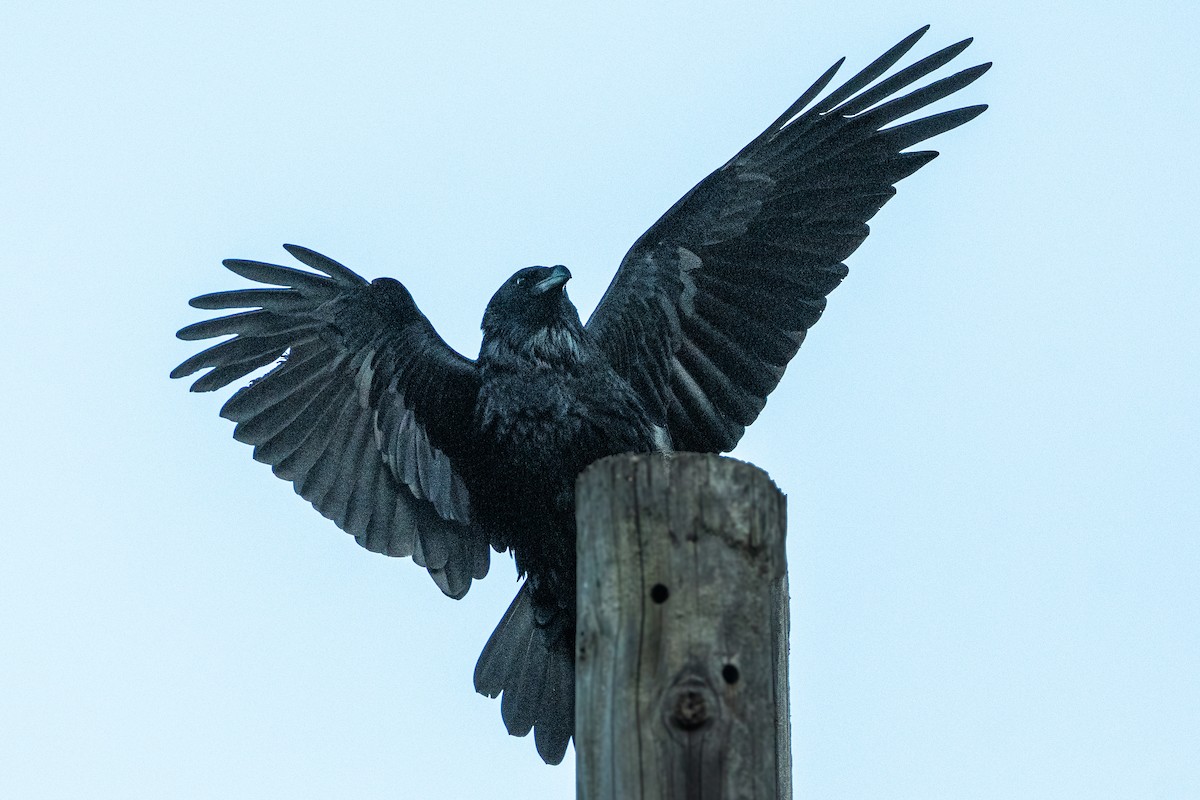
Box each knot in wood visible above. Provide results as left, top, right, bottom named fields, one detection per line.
left=672, top=688, right=709, bottom=730
left=665, top=676, right=718, bottom=733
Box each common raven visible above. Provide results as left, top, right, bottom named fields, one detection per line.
left=173, top=27, right=988, bottom=764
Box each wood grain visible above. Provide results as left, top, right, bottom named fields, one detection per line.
left=576, top=453, right=790, bottom=800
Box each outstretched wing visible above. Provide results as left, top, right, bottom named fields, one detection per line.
left=586, top=26, right=989, bottom=452
left=173, top=245, right=489, bottom=599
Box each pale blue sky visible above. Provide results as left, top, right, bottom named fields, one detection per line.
left=2, top=2, right=1197, bottom=798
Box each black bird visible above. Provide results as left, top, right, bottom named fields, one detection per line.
left=173, top=27, right=988, bottom=764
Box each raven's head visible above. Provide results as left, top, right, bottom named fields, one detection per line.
left=481, top=265, right=575, bottom=335
left=480, top=265, right=588, bottom=364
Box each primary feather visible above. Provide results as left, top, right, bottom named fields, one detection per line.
left=173, top=26, right=988, bottom=764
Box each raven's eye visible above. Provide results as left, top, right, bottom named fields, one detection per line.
left=514, top=276, right=527, bottom=288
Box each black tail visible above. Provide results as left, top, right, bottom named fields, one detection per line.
left=473, top=582, right=574, bottom=764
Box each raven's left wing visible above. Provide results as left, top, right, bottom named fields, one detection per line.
left=173, top=245, right=490, bottom=599
left=586, top=27, right=989, bottom=452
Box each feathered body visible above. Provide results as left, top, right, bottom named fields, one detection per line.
left=469, top=268, right=665, bottom=755
left=473, top=277, right=660, bottom=589
left=173, top=27, right=989, bottom=765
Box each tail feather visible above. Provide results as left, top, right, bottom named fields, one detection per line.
left=473, top=585, right=535, bottom=698
left=501, top=627, right=548, bottom=737
left=474, top=583, right=575, bottom=765
left=534, top=645, right=574, bottom=765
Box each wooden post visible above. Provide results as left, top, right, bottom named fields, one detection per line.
left=575, top=453, right=790, bottom=800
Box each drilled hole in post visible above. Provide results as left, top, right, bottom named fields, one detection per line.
left=650, top=584, right=670, bottom=604
left=722, top=664, right=740, bottom=684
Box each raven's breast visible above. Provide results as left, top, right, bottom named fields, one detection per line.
left=469, top=360, right=657, bottom=586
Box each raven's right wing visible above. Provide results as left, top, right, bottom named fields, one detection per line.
left=586, top=27, right=988, bottom=452
left=172, top=245, right=489, bottom=599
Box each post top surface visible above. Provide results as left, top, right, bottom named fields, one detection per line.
left=577, top=452, right=782, bottom=496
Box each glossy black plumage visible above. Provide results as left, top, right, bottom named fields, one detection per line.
left=173, top=27, right=988, bottom=764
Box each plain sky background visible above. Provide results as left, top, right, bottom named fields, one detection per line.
left=2, top=2, right=1197, bottom=798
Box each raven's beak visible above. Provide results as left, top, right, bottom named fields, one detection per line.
left=533, top=265, right=571, bottom=295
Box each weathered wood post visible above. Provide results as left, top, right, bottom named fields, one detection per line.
left=575, top=453, right=790, bottom=800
